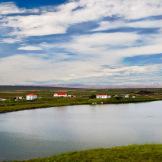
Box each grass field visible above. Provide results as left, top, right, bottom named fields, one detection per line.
left=18, top=144, right=162, bottom=162
left=0, top=86, right=162, bottom=113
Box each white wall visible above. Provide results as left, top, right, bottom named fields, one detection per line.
left=26, top=95, right=37, bottom=101
left=96, top=95, right=111, bottom=99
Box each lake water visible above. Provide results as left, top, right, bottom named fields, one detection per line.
left=0, top=101, right=162, bottom=161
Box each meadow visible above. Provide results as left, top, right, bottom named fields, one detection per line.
left=0, top=86, right=162, bottom=113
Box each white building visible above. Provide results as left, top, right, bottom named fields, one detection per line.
left=26, top=94, right=38, bottom=101
left=132, top=96, right=136, bottom=99
left=0, top=98, right=7, bottom=101
left=96, top=94, right=111, bottom=99
left=124, top=94, right=130, bottom=98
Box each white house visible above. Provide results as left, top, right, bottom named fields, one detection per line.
left=26, top=94, right=38, bottom=101
left=96, top=94, right=111, bottom=99
left=53, top=92, right=68, bottom=98
left=132, top=96, right=136, bottom=99
left=0, top=98, right=7, bottom=101
left=124, top=94, right=130, bottom=98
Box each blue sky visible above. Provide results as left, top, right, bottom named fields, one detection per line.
left=0, top=0, right=68, bottom=8
left=0, top=0, right=162, bottom=86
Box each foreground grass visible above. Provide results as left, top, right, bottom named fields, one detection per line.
left=19, top=144, right=162, bottom=162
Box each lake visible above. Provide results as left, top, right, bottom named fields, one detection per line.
left=0, top=101, right=162, bottom=161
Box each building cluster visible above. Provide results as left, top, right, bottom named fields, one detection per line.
left=0, top=90, right=136, bottom=102
left=25, top=91, right=73, bottom=101
left=13, top=91, right=75, bottom=101
left=95, top=94, right=136, bottom=99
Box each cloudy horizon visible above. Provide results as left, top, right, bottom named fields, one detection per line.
left=0, top=0, right=162, bottom=86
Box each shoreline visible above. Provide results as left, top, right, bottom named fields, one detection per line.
left=18, top=144, right=162, bottom=162
left=0, top=98, right=160, bottom=114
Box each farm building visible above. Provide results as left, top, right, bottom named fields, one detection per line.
left=124, top=94, right=130, bottom=98
left=0, top=98, right=7, bottom=101
left=26, top=94, right=38, bottom=101
left=132, top=96, right=136, bottom=99
left=53, top=92, right=68, bottom=98
left=96, top=94, right=111, bottom=99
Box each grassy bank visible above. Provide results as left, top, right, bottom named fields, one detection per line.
left=0, top=97, right=160, bottom=113
left=0, top=87, right=162, bottom=113
left=19, top=144, right=162, bottom=162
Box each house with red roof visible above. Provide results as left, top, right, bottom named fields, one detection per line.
left=53, top=92, right=68, bottom=98
left=26, top=93, right=38, bottom=101
left=96, top=94, right=111, bottom=99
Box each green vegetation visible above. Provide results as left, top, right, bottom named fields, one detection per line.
left=0, top=86, right=162, bottom=113
left=18, top=144, right=162, bottom=162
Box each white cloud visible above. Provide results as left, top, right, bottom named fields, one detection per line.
left=1, top=1, right=78, bottom=36
left=0, top=2, right=24, bottom=14
left=0, top=54, right=159, bottom=85
left=93, top=19, right=162, bottom=32
left=128, top=19, right=162, bottom=29
left=74, top=32, right=139, bottom=46
left=0, top=37, right=21, bottom=44
left=118, top=0, right=162, bottom=19
left=33, top=27, right=162, bottom=70
left=109, top=43, right=162, bottom=59
left=18, top=46, right=42, bottom=51
left=0, top=2, right=39, bottom=15
left=0, top=55, right=97, bottom=84
left=55, top=32, right=139, bottom=64
left=2, top=0, right=162, bottom=37
left=53, top=30, right=162, bottom=65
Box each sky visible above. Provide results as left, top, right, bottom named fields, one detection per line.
left=0, top=0, right=162, bottom=86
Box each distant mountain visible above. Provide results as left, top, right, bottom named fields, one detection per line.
left=0, top=83, right=161, bottom=91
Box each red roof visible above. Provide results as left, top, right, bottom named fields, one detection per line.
left=55, top=92, right=67, bottom=95
left=26, top=93, right=37, bottom=96
left=96, top=94, right=108, bottom=96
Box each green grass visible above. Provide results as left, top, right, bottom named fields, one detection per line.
left=18, top=144, right=162, bottom=162
left=0, top=97, right=160, bottom=113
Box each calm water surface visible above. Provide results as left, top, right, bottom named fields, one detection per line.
left=0, top=101, right=162, bottom=161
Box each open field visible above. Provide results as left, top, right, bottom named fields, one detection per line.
left=18, top=144, right=162, bottom=162
left=0, top=86, right=162, bottom=113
